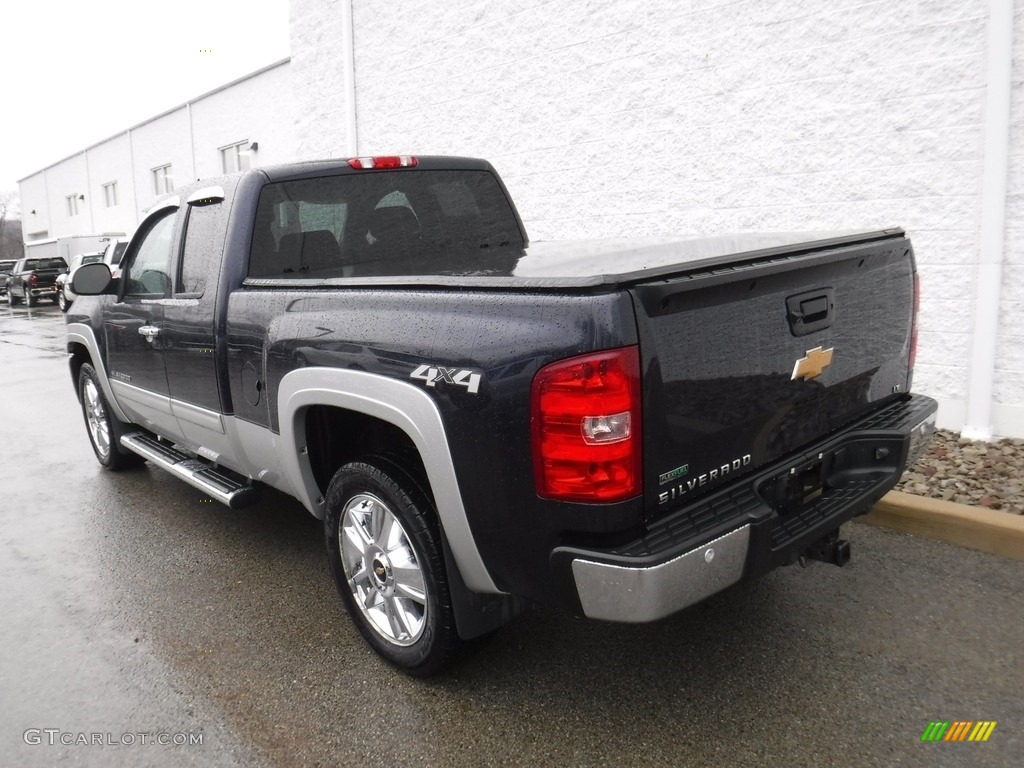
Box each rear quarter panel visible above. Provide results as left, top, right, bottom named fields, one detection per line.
left=225, top=286, right=640, bottom=599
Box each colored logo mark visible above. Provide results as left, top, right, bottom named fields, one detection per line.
left=920, top=721, right=997, bottom=742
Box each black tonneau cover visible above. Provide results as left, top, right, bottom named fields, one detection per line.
left=244, top=229, right=906, bottom=291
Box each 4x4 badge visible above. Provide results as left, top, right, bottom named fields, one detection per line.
left=792, top=346, right=834, bottom=381
left=411, top=364, right=482, bottom=394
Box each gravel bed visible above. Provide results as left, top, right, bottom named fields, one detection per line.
left=896, top=428, right=1024, bottom=515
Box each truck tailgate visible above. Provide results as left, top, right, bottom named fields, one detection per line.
left=630, top=234, right=915, bottom=518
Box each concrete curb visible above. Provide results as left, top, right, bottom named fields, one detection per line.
left=859, top=490, right=1024, bottom=561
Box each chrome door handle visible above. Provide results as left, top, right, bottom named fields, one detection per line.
left=138, top=325, right=160, bottom=342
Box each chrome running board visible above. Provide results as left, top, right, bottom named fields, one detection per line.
left=120, top=432, right=260, bottom=509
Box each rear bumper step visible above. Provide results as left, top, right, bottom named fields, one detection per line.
left=120, top=433, right=260, bottom=509
left=554, top=393, right=937, bottom=622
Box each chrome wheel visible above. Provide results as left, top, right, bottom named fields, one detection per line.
left=83, top=378, right=111, bottom=460
left=339, top=492, right=427, bottom=646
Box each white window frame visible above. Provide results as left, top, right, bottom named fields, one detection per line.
left=152, top=164, right=174, bottom=195
left=103, top=181, right=119, bottom=208
left=219, top=140, right=251, bottom=174
left=66, top=195, right=79, bottom=217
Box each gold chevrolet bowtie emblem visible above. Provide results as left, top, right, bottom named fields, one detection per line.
left=792, top=346, right=834, bottom=381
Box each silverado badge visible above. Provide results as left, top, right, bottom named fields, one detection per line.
left=791, top=346, right=834, bottom=381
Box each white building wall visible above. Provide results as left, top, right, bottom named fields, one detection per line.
left=86, top=133, right=138, bottom=236
left=41, top=154, right=91, bottom=238
left=18, top=60, right=294, bottom=239
left=290, top=0, right=354, bottom=158
left=19, top=173, right=50, bottom=240
left=995, top=3, right=1024, bottom=436
left=190, top=61, right=296, bottom=177
left=129, top=107, right=193, bottom=217
left=335, top=0, right=1019, bottom=436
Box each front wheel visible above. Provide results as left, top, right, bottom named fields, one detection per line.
left=324, top=461, right=461, bottom=676
left=78, top=363, right=143, bottom=470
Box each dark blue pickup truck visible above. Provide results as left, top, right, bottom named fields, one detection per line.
left=67, top=155, right=936, bottom=675
left=7, top=256, right=67, bottom=306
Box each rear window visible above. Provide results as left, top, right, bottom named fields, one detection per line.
left=27, top=258, right=66, bottom=271
left=248, top=170, right=524, bottom=278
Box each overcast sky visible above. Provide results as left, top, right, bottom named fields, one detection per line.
left=0, top=0, right=290, bottom=197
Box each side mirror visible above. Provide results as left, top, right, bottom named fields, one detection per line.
left=72, top=262, right=114, bottom=295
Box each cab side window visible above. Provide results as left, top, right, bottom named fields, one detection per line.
left=124, top=211, right=176, bottom=297
left=178, top=200, right=228, bottom=296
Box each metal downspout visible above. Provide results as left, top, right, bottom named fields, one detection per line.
left=342, top=0, right=359, bottom=156
left=963, top=0, right=1014, bottom=440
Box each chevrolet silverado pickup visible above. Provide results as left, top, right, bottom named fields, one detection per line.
left=67, top=155, right=937, bottom=675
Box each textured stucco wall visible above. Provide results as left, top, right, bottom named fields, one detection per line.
left=290, top=0, right=353, bottom=158
left=996, top=2, right=1024, bottom=434
left=338, top=0, right=1019, bottom=435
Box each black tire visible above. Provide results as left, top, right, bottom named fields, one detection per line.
left=8, top=290, right=20, bottom=306
left=58, top=290, right=69, bottom=312
left=26, top=290, right=36, bottom=308
left=78, top=362, right=144, bottom=470
left=324, top=460, right=462, bottom=676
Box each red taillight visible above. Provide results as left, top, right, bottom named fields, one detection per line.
left=347, top=155, right=418, bottom=170
left=909, top=272, right=920, bottom=369
left=531, top=346, right=642, bottom=503
left=29, top=273, right=38, bottom=287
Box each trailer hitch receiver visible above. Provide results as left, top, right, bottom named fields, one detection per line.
left=802, top=531, right=851, bottom=567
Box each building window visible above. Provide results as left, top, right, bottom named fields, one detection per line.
left=103, top=182, right=119, bottom=208
left=152, top=164, right=174, bottom=195
left=66, top=195, right=79, bottom=216
left=220, top=141, right=251, bottom=174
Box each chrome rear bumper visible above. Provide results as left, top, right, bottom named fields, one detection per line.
left=570, top=525, right=750, bottom=622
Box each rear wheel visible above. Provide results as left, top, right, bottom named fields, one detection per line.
left=58, top=289, right=69, bottom=312
left=324, top=460, right=461, bottom=676
left=9, top=289, right=21, bottom=306
left=26, top=291, right=36, bottom=308
left=78, top=363, right=143, bottom=470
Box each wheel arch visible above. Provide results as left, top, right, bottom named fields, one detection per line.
left=277, top=367, right=500, bottom=595
left=66, top=323, right=131, bottom=422
left=304, top=406, right=427, bottom=500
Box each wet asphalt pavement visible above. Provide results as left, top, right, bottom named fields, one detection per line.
left=1, top=301, right=1022, bottom=768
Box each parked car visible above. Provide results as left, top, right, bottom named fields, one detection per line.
left=56, top=251, right=105, bottom=312
left=98, top=237, right=130, bottom=280
left=0, top=259, right=16, bottom=297
left=6, top=256, right=68, bottom=307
